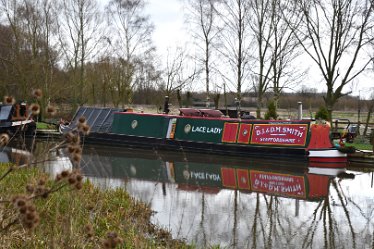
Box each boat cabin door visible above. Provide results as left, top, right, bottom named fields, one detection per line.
left=166, top=118, right=177, bottom=139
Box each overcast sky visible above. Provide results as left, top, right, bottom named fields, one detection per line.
left=144, top=0, right=186, bottom=53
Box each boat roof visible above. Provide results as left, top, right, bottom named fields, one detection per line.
left=179, top=108, right=224, bottom=118
left=179, top=108, right=201, bottom=116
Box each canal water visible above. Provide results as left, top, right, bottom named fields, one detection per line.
left=4, top=141, right=374, bottom=248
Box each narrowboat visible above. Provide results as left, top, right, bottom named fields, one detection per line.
left=60, top=106, right=347, bottom=166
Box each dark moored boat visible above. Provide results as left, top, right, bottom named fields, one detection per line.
left=0, top=103, right=36, bottom=135
left=60, top=107, right=347, bottom=167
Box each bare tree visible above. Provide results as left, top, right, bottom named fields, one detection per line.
left=248, top=0, right=304, bottom=118
left=162, top=47, right=198, bottom=102
left=286, top=0, right=374, bottom=121
left=0, top=0, right=60, bottom=115
left=0, top=0, right=36, bottom=98
left=218, top=0, right=252, bottom=111
left=186, top=0, right=221, bottom=107
left=57, top=0, right=103, bottom=106
left=106, top=0, right=155, bottom=105
left=249, top=0, right=272, bottom=118
left=265, top=1, right=304, bottom=109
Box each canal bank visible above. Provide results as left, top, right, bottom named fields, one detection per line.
left=0, top=162, right=191, bottom=248
left=348, top=150, right=374, bottom=165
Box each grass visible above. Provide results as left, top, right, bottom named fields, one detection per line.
left=349, top=143, right=373, bottom=151
left=348, top=137, right=373, bottom=151
left=0, top=163, right=192, bottom=249
left=36, top=122, right=56, bottom=130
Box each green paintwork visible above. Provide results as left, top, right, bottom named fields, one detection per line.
left=174, top=118, right=227, bottom=143
left=110, top=156, right=170, bottom=182
left=111, top=113, right=170, bottom=138
left=173, top=162, right=223, bottom=187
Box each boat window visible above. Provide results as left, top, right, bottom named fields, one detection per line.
left=0, top=105, right=13, bottom=121
left=19, top=104, right=27, bottom=117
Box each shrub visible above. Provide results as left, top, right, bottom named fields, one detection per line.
left=315, top=106, right=329, bottom=120
left=264, top=101, right=278, bottom=120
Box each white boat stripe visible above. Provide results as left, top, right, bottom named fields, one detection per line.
left=308, top=150, right=347, bottom=158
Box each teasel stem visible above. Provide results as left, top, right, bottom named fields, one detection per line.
left=0, top=167, right=13, bottom=181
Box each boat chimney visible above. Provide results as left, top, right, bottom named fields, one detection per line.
left=297, top=101, right=302, bottom=120
left=163, top=96, right=170, bottom=114
left=235, top=98, right=241, bottom=118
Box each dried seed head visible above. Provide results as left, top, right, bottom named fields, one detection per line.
left=32, top=89, right=42, bottom=99
left=74, top=146, right=82, bottom=155
left=113, top=237, right=123, bottom=245
left=16, top=199, right=26, bottom=208
left=19, top=206, right=27, bottom=214
left=76, top=174, right=83, bottom=182
left=80, top=124, right=91, bottom=136
left=102, top=232, right=122, bottom=249
left=64, top=132, right=75, bottom=143
left=70, top=135, right=80, bottom=145
left=27, top=205, right=36, bottom=213
left=23, top=221, right=34, bottom=229
left=38, top=178, right=46, bottom=186
left=84, top=224, right=94, bottom=237
left=107, top=232, right=118, bottom=239
left=3, top=96, right=15, bottom=104
left=26, top=184, right=34, bottom=193
left=61, top=170, right=70, bottom=178
left=55, top=173, right=62, bottom=182
left=46, top=105, right=57, bottom=116
left=103, top=240, right=111, bottom=249
left=0, top=133, right=10, bottom=146
left=67, top=145, right=76, bottom=154
left=29, top=103, right=40, bottom=115
left=34, top=186, right=44, bottom=195
left=12, top=195, right=27, bottom=207
left=41, top=191, right=49, bottom=199
left=75, top=182, right=83, bottom=190
left=33, top=215, right=40, bottom=225
left=68, top=176, right=77, bottom=185
left=78, top=116, right=86, bottom=124
left=71, top=153, right=81, bottom=165
left=26, top=212, right=36, bottom=221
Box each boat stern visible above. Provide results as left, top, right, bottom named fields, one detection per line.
left=307, top=123, right=348, bottom=165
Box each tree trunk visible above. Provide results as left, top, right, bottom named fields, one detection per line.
left=363, top=101, right=373, bottom=136
left=256, top=94, right=262, bottom=119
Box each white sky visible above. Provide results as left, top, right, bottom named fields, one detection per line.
left=144, top=0, right=187, bottom=53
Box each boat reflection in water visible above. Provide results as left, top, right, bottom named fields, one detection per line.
left=0, top=146, right=32, bottom=165
left=42, top=146, right=371, bottom=249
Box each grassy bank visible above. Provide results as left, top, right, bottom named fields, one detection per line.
left=349, top=142, right=373, bottom=151
left=0, top=163, right=191, bottom=249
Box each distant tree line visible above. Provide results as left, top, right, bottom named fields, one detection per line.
left=0, top=0, right=374, bottom=122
